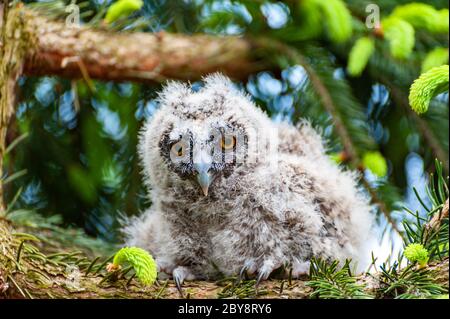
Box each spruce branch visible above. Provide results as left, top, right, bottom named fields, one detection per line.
left=378, top=261, right=447, bottom=298
left=256, top=39, right=360, bottom=166
left=402, top=160, right=449, bottom=261
left=378, top=75, right=449, bottom=173
left=307, top=258, right=372, bottom=299
left=347, top=37, right=375, bottom=77
left=422, top=48, right=449, bottom=73
left=424, top=199, right=449, bottom=241
left=381, top=16, right=415, bottom=60
left=361, top=178, right=404, bottom=236
left=409, top=65, right=449, bottom=114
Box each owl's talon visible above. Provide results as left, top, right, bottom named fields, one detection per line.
left=255, top=272, right=264, bottom=288
left=255, top=269, right=270, bottom=286
left=174, top=276, right=184, bottom=297
left=236, top=265, right=248, bottom=284
left=254, top=259, right=279, bottom=291
left=254, top=270, right=270, bottom=295
left=172, top=266, right=195, bottom=298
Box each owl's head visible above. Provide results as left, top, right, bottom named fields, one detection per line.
left=139, top=73, right=276, bottom=197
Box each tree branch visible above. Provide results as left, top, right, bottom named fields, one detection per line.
left=424, top=199, right=449, bottom=243
left=1, top=2, right=30, bottom=210
left=0, top=217, right=448, bottom=299
left=377, top=75, right=449, bottom=174
left=0, top=6, right=267, bottom=83
left=7, top=4, right=447, bottom=176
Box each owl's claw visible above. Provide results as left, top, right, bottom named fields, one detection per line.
left=255, top=268, right=270, bottom=288
left=237, top=260, right=257, bottom=283
left=254, top=266, right=272, bottom=295
left=254, top=259, right=280, bottom=292
left=254, top=273, right=264, bottom=292
left=237, top=259, right=279, bottom=292
left=174, top=275, right=184, bottom=297
left=236, top=265, right=248, bottom=284
left=172, top=266, right=195, bottom=298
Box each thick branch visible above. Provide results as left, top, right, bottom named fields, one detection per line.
left=0, top=7, right=267, bottom=83
left=1, top=3, right=34, bottom=209
left=1, top=1, right=29, bottom=294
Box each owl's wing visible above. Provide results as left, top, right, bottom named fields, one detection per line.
left=274, top=154, right=375, bottom=270
left=277, top=120, right=326, bottom=159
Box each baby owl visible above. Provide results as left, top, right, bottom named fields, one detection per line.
left=123, top=73, right=375, bottom=288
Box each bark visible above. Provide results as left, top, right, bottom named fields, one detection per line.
left=1, top=2, right=30, bottom=210
left=0, top=6, right=268, bottom=84
left=1, top=1, right=26, bottom=295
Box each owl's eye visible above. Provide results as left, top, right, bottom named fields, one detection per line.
left=170, top=143, right=184, bottom=157
left=221, top=135, right=236, bottom=151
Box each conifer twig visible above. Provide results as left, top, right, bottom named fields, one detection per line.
left=424, top=199, right=449, bottom=241
left=362, top=179, right=404, bottom=236
left=377, top=75, right=449, bottom=174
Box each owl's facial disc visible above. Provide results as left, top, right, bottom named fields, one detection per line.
left=161, top=124, right=245, bottom=197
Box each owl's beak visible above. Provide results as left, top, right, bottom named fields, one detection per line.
left=197, top=172, right=211, bottom=196
left=194, top=162, right=212, bottom=196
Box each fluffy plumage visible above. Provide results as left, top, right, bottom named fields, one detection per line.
left=123, top=73, right=375, bottom=284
